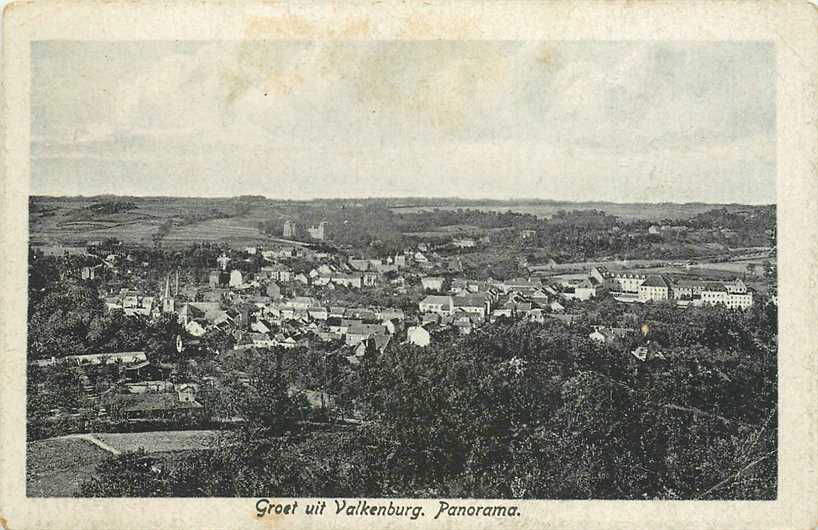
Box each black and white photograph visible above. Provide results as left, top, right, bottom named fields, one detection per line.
left=2, top=2, right=816, bottom=529
left=24, top=38, right=779, bottom=501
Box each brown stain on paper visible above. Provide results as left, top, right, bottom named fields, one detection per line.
left=538, top=47, right=553, bottom=66
left=399, top=13, right=479, bottom=39
left=245, top=15, right=370, bottom=39
left=245, top=14, right=317, bottom=38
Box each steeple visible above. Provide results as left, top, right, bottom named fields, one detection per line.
left=162, top=274, right=175, bottom=314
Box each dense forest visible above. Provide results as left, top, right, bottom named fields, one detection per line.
left=79, top=302, right=777, bottom=499
left=258, top=204, right=775, bottom=261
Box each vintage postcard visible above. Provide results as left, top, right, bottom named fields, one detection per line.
left=1, top=1, right=817, bottom=529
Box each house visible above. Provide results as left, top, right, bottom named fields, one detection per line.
left=294, top=273, right=309, bottom=285
left=229, top=270, right=243, bottom=288
left=453, top=320, right=473, bottom=335
left=124, top=380, right=174, bottom=394
left=592, top=267, right=647, bottom=293
left=638, top=275, right=671, bottom=302
left=725, top=278, right=748, bottom=294
left=421, top=276, right=445, bottom=291
left=123, top=361, right=172, bottom=382
left=452, top=238, right=476, bottom=249
left=670, top=279, right=706, bottom=300
left=176, top=384, right=198, bottom=403
left=251, top=320, right=271, bottom=334
left=177, top=302, right=225, bottom=326
left=421, top=313, right=441, bottom=325
left=208, top=270, right=222, bottom=288
left=329, top=306, right=347, bottom=318
left=374, top=308, right=404, bottom=322
left=31, top=350, right=148, bottom=368
left=276, top=335, right=298, bottom=349
left=589, top=326, right=635, bottom=345
left=699, top=285, right=754, bottom=309
left=493, top=300, right=533, bottom=320
left=260, top=264, right=292, bottom=282
left=406, top=326, right=432, bottom=347
left=527, top=308, right=545, bottom=324
left=108, top=392, right=204, bottom=420
left=249, top=333, right=276, bottom=348
left=614, top=272, right=647, bottom=293
left=185, top=320, right=207, bottom=337
left=307, top=221, right=327, bottom=240
left=549, top=301, right=565, bottom=313
left=266, top=282, right=283, bottom=300
left=308, top=306, right=329, bottom=320
left=496, top=278, right=541, bottom=295
left=213, top=252, right=231, bottom=271
left=287, top=297, right=318, bottom=311
left=313, top=275, right=332, bottom=287
left=419, top=295, right=453, bottom=315
left=331, top=273, right=362, bottom=289
left=348, top=259, right=371, bottom=272
left=345, top=323, right=387, bottom=346
left=491, top=306, right=514, bottom=321
left=362, top=272, right=378, bottom=287
left=573, top=279, right=598, bottom=301
left=414, top=251, right=429, bottom=264
left=283, top=220, right=300, bottom=239
left=327, top=317, right=361, bottom=335
left=452, top=294, right=490, bottom=319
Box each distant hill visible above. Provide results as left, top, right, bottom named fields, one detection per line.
left=28, top=195, right=772, bottom=247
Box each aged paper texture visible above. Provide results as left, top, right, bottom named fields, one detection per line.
left=1, top=1, right=817, bottom=529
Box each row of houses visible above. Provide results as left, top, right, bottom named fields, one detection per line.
left=591, top=267, right=754, bottom=308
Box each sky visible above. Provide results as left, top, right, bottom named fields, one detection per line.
left=31, top=40, right=776, bottom=203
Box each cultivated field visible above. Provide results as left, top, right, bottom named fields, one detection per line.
left=92, top=430, right=221, bottom=453
left=26, top=437, right=110, bottom=496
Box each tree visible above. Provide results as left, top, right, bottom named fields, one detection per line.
left=144, top=314, right=185, bottom=363
left=222, top=350, right=310, bottom=436
left=80, top=450, right=172, bottom=497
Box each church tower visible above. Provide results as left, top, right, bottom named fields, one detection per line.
left=162, top=275, right=175, bottom=314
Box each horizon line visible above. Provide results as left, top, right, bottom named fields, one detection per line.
left=29, top=194, right=775, bottom=207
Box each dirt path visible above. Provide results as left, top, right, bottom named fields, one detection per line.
left=61, top=433, right=121, bottom=455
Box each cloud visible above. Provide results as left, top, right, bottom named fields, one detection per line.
left=31, top=40, right=776, bottom=203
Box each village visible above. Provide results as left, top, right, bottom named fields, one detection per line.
left=27, top=212, right=775, bottom=437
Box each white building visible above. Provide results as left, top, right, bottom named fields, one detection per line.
left=406, top=326, right=431, bottom=347
left=419, top=295, right=453, bottom=315
left=699, top=288, right=754, bottom=309
left=638, top=275, right=670, bottom=302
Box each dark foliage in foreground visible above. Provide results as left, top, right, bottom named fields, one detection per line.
left=80, top=303, right=777, bottom=500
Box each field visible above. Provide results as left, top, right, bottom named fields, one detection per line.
left=27, top=437, right=111, bottom=496
left=30, top=196, right=768, bottom=248
left=92, top=430, right=221, bottom=453
left=26, top=430, right=223, bottom=496
left=390, top=201, right=738, bottom=221
left=29, top=197, right=274, bottom=247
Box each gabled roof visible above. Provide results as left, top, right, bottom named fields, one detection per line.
left=453, top=294, right=488, bottom=307
left=421, top=295, right=452, bottom=306
left=641, top=275, right=669, bottom=289
left=113, top=393, right=202, bottom=413
left=347, top=323, right=386, bottom=336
